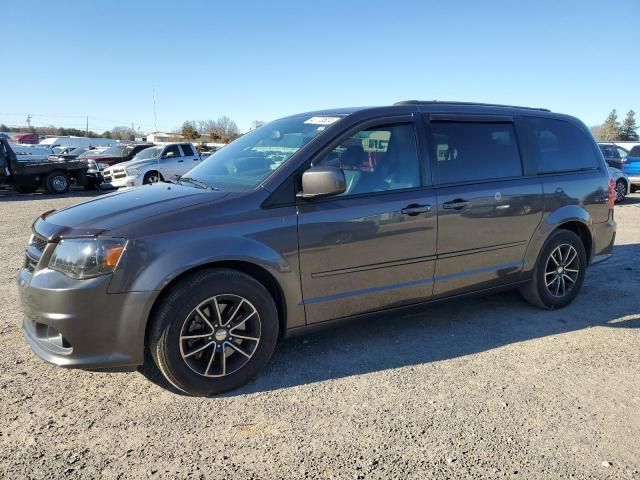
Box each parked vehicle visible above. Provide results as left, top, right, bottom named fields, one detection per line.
left=9, top=143, right=54, bottom=162
left=0, top=138, right=89, bottom=194
left=100, top=143, right=200, bottom=188
left=608, top=166, right=630, bottom=203
left=620, top=146, right=640, bottom=192
left=48, top=147, right=90, bottom=162
left=76, top=148, right=108, bottom=160
left=598, top=143, right=629, bottom=169
left=39, top=136, right=117, bottom=149
left=85, top=143, right=154, bottom=169
left=12, top=133, right=39, bottom=144
left=18, top=102, right=616, bottom=396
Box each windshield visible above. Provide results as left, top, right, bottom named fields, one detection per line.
left=101, top=145, right=129, bottom=156
left=70, top=147, right=86, bottom=155
left=183, top=115, right=342, bottom=191
left=133, top=146, right=162, bottom=161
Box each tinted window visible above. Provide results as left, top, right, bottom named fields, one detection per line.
left=316, top=123, right=420, bottom=196
left=526, top=118, right=600, bottom=173
left=600, top=145, right=619, bottom=159
left=430, top=122, right=522, bottom=184
left=181, top=144, right=195, bottom=156
left=629, top=146, right=640, bottom=157
left=617, top=147, right=629, bottom=158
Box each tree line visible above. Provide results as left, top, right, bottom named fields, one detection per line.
left=179, top=118, right=265, bottom=143
left=591, top=110, right=639, bottom=142
left=1, top=114, right=251, bottom=144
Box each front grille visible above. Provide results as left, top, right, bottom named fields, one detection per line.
left=31, top=235, right=47, bottom=252
left=24, top=234, right=47, bottom=272
left=103, top=176, right=112, bottom=182
left=113, top=172, right=126, bottom=179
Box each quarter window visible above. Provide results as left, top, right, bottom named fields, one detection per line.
left=316, top=123, right=420, bottom=196
left=525, top=118, right=600, bottom=173
left=430, top=122, right=522, bottom=184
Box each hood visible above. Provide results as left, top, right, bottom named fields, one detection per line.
left=34, top=183, right=229, bottom=239
left=108, top=157, right=158, bottom=170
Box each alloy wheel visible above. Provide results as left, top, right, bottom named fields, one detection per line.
left=544, top=244, right=579, bottom=298
left=179, top=295, right=261, bottom=377
left=52, top=175, right=68, bottom=192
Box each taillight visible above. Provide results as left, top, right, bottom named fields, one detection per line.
left=608, top=178, right=616, bottom=208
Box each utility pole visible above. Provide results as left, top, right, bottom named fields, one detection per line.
left=86, top=116, right=89, bottom=137
left=26, top=114, right=32, bottom=130
left=152, top=85, right=158, bottom=133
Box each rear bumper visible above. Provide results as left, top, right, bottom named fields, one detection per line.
left=628, top=175, right=640, bottom=186
left=18, top=267, right=154, bottom=370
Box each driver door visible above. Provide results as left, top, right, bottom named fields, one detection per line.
left=297, top=120, right=437, bottom=324
left=158, top=144, right=182, bottom=178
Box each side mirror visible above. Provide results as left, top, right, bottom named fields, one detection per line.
left=297, top=165, right=346, bottom=199
left=163, top=151, right=175, bottom=159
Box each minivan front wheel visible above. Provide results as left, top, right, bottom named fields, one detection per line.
left=148, top=269, right=279, bottom=396
left=520, top=229, right=587, bottom=309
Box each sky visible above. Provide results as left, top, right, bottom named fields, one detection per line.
left=3, top=0, right=639, bottom=134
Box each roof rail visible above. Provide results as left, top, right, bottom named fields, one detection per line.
left=394, top=100, right=551, bottom=112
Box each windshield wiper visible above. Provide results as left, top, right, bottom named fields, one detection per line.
left=179, top=177, right=218, bottom=190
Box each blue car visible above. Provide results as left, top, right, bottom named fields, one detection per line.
left=622, top=145, right=640, bottom=192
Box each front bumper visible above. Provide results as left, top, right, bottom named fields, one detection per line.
left=18, top=266, right=155, bottom=370
left=100, top=174, right=140, bottom=189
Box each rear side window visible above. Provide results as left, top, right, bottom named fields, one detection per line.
left=181, top=144, right=195, bottom=156
left=430, top=122, right=522, bottom=184
left=629, top=146, right=640, bottom=157
left=526, top=118, right=600, bottom=173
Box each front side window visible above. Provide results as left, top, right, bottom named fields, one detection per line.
left=430, top=122, right=522, bottom=184
left=315, top=123, right=420, bottom=195
left=525, top=118, right=600, bottom=173
left=162, top=145, right=181, bottom=159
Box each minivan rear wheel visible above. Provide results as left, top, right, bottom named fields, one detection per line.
left=520, top=229, right=587, bottom=309
left=148, top=269, right=279, bottom=396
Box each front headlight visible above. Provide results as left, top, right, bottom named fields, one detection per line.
left=96, top=162, right=107, bottom=170
left=48, top=238, right=126, bottom=279
left=126, top=167, right=141, bottom=176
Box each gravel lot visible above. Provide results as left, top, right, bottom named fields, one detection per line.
left=0, top=188, right=638, bottom=479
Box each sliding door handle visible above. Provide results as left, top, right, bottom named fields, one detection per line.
left=442, top=199, right=470, bottom=210
left=401, top=203, right=432, bottom=216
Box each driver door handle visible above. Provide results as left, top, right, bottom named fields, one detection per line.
left=401, top=203, right=432, bottom=216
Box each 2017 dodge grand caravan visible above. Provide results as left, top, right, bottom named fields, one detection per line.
left=18, top=102, right=617, bottom=396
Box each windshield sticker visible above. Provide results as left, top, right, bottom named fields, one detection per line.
left=304, top=116, right=341, bottom=126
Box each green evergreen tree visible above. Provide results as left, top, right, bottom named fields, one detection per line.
left=619, top=110, right=639, bottom=141
left=600, top=109, right=621, bottom=141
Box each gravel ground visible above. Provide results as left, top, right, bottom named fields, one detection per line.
left=0, top=188, right=639, bottom=480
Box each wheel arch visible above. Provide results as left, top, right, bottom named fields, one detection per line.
left=144, top=260, right=288, bottom=348
left=522, top=207, right=595, bottom=276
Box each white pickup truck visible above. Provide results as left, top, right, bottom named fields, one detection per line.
left=101, top=143, right=201, bottom=188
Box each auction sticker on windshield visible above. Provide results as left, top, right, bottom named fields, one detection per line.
left=304, top=116, right=341, bottom=125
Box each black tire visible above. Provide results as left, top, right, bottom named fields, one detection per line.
left=615, top=179, right=627, bottom=203
left=45, top=171, right=70, bottom=194
left=14, top=185, right=38, bottom=194
left=148, top=269, right=279, bottom=396
left=631, top=186, right=638, bottom=193
left=520, top=229, right=587, bottom=309
left=143, top=171, right=163, bottom=185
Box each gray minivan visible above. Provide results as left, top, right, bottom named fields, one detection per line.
left=18, top=102, right=617, bottom=395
